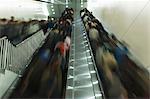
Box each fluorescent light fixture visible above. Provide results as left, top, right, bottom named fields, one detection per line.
left=51, top=0, right=54, bottom=3
left=52, top=12, right=55, bottom=14
left=51, top=17, right=54, bottom=20
left=81, top=5, right=83, bottom=7
left=52, top=8, right=54, bottom=11
left=81, top=2, right=83, bottom=4
left=66, top=5, right=68, bottom=8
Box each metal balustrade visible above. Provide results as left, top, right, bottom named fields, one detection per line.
left=0, top=30, right=46, bottom=75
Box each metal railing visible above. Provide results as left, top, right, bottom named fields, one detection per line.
left=0, top=30, right=46, bottom=74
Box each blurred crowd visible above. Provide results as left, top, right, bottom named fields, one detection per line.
left=80, top=8, right=150, bottom=99
left=9, top=8, right=74, bottom=98
left=0, top=16, right=56, bottom=44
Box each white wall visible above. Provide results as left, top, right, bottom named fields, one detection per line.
left=87, top=0, right=150, bottom=69
left=0, top=0, right=50, bottom=20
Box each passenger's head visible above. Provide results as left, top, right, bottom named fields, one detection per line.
left=111, top=34, right=118, bottom=43
left=64, top=36, right=71, bottom=50
left=10, top=16, right=15, bottom=21
left=48, top=16, right=50, bottom=20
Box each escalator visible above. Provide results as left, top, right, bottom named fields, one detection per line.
left=65, top=17, right=105, bottom=99
left=7, top=16, right=105, bottom=99
left=0, top=5, right=149, bottom=98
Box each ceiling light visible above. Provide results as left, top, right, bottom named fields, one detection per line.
left=81, top=2, right=83, bottom=4
left=81, top=5, right=83, bottom=7
left=66, top=5, right=68, bottom=8
left=53, top=12, right=55, bottom=14
left=51, top=0, right=54, bottom=3
left=51, top=5, right=54, bottom=8
left=51, top=17, right=54, bottom=20
left=52, top=9, right=54, bottom=11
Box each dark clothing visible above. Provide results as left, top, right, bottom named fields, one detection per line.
left=114, top=46, right=128, bottom=65
left=47, top=22, right=54, bottom=29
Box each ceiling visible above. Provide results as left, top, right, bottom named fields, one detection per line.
left=0, top=0, right=87, bottom=20
left=35, top=0, right=88, bottom=18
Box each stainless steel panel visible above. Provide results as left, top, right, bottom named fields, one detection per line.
left=65, top=17, right=104, bottom=99
left=74, top=88, right=94, bottom=99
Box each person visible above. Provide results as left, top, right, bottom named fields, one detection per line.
left=10, top=16, right=15, bottom=22
left=54, top=41, right=68, bottom=59
left=88, top=23, right=101, bottom=51
left=47, top=16, right=54, bottom=29
left=64, top=19, right=72, bottom=36
left=85, top=21, right=89, bottom=31
left=100, top=51, right=128, bottom=99
left=113, top=41, right=129, bottom=65
left=83, top=14, right=91, bottom=23
left=49, top=29, right=63, bottom=53
left=40, top=20, right=48, bottom=34
left=64, top=36, right=71, bottom=50
left=39, top=48, right=63, bottom=98
left=118, top=55, right=150, bottom=98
